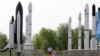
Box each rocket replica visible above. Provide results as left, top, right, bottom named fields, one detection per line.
left=90, top=4, right=97, bottom=50
left=15, top=2, right=23, bottom=53
left=24, top=2, right=33, bottom=50
left=1, top=2, right=23, bottom=53
left=84, top=4, right=89, bottom=50
left=1, top=16, right=14, bottom=52
left=68, top=16, right=72, bottom=50
left=78, top=13, right=82, bottom=50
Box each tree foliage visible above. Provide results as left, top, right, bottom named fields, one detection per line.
left=33, top=23, right=92, bottom=51
left=0, top=32, right=7, bottom=49
left=56, top=23, right=68, bottom=50
left=72, top=28, right=78, bottom=49
left=33, top=28, right=57, bottom=52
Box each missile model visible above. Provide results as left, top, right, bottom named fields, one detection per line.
left=1, top=16, right=14, bottom=52
left=15, top=2, right=23, bottom=53
left=27, top=2, right=32, bottom=46
left=90, top=4, right=97, bottom=50
left=68, top=16, right=72, bottom=50
left=84, top=4, right=89, bottom=50
left=24, top=2, right=33, bottom=50
left=78, top=13, right=82, bottom=50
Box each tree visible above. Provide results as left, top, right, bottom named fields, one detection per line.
left=72, top=28, right=78, bottom=49
left=33, top=34, right=41, bottom=49
left=33, top=28, right=57, bottom=53
left=33, top=24, right=92, bottom=51
left=0, top=32, right=7, bottom=49
left=56, top=23, right=68, bottom=50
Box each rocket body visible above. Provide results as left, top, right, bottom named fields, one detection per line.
left=84, top=4, right=89, bottom=50
left=90, top=4, right=97, bottom=50
left=15, top=2, right=23, bottom=53
left=16, top=11, right=21, bottom=52
left=26, top=13, right=32, bottom=44
left=24, top=2, right=33, bottom=50
left=1, top=16, right=14, bottom=52
left=78, top=13, right=82, bottom=50
left=9, top=17, right=14, bottom=49
left=25, top=3, right=32, bottom=44
left=68, top=17, right=72, bottom=50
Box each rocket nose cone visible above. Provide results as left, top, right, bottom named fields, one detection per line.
left=12, top=16, right=14, bottom=22
left=11, top=16, right=14, bottom=24
left=79, top=13, right=81, bottom=20
left=28, top=2, right=32, bottom=12
left=16, top=1, right=23, bottom=19
left=85, top=4, right=89, bottom=13
left=17, top=1, right=21, bottom=7
left=98, top=7, right=100, bottom=11
left=69, top=16, right=71, bottom=22
left=92, top=4, right=96, bottom=16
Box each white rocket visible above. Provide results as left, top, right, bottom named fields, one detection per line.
left=16, top=11, right=21, bottom=52
left=9, top=16, right=14, bottom=50
left=68, top=16, right=72, bottom=50
left=90, top=4, right=97, bottom=50
left=1, top=16, right=14, bottom=52
left=78, top=13, right=82, bottom=50
left=27, top=2, right=32, bottom=45
left=84, top=4, right=89, bottom=50
left=24, top=2, right=33, bottom=50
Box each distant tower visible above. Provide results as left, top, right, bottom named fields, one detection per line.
left=68, top=16, right=72, bottom=50
left=24, top=2, right=33, bottom=50
left=78, top=13, right=82, bottom=50
left=90, top=4, right=97, bottom=50
left=84, top=4, right=89, bottom=50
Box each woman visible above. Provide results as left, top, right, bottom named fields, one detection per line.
left=51, top=49, right=56, bottom=56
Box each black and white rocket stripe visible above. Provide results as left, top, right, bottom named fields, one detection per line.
left=14, top=2, right=23, bottom=44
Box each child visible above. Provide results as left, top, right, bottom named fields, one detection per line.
left=47, top=46, right=52, bottom=56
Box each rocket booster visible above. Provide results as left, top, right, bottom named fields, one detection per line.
left=14, top=2, right=23, bottom=44
left=15, top=2, right=23, bottom=52
left=90, top=4, right=97, bottom=50
left=1, top=16, right=14, bottom=52
left=68, top=16, right=72, bottom=50
left=78, top=13, right=82, bottom=50
left=84, top=4, right=89, bottom=50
